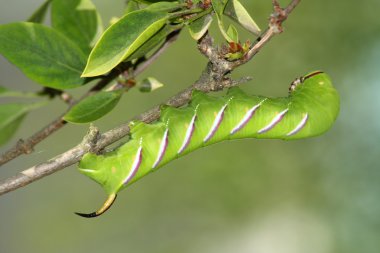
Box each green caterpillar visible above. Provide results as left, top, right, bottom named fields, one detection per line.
left=76, top=71, right=340, bottom=217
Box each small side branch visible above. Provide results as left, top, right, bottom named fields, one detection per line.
left=0, top=118, right=66, bottom=165
left=232, top=0, right=301, bottom=68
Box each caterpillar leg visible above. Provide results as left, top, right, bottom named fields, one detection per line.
left=75, top=193, right=117, bottom=218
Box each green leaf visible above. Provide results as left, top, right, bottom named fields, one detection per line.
left=51, top=0, right=103, bottom=54
left=82, top=10, right=169, bottom=77
left=138, top=77, right=164, bottom=92
left=125, top=24, right=180, bottom=61
left=211, top=0, right=228, bottom=17
left=27, top=0, right=52, bottom=23
left=64, top=90, right=123, bottom=123
left=108, top=16, right=121, bottom=26
left=125, top=1, right=140, bottom=14
left=224, top=0, right=260, bottom=36
left=145, top=1, right=183, bottom=12
left=134, top=0, right=177, bottom=3
left=211, top=0, right=234, bottom=42
left=188, top=14, right=213, bottom=40
left=0, top=22, right=86, bottom=90
left=218, top=22, right=235, bottom=42
left=226, top=24, right=239, bottom=43
left=0, top=102, right=44, bottom=146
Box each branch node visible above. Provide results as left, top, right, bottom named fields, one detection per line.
left=270, top=0, right=291, bottom=34
left=197, top=32, right=213, bottom=55
left=60, top=92, right=75, bottom=105
left=16, top=139, right=33, bottom=154
left=81, top=124, right=100, bottom=153
left=197, top=32, right=223, bottom=66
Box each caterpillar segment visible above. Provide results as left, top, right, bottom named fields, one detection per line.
left=76, top=71, right=340, bottom=217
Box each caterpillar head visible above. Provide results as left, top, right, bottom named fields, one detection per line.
left=288, top=71, right=340, bottom=139
left=289, top=71, right=325, bottom=93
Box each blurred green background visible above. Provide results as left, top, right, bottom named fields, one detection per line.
left=1, top=0, right=379, bottom=252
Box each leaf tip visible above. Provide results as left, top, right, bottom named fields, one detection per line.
left=80, top=67, right=97, bottom=78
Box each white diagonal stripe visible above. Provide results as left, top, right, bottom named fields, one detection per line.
left=230, top=100, right=265, bottom=134
left=258, top=109, right=289, bottom=134
left=178, top=105, right=199, bottom=154
left=286, top=113, right=308, bottom=136
left=153, top=128, right=168, bottom=168
left=203, top=104, right=227, bottom=142
left=123, top=138, right=143, bottom=185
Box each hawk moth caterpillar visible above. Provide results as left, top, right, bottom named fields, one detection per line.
left=76, top=71, right=340, bottom=218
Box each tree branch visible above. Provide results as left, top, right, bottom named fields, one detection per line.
left=0, top=0, right=302, bottom=196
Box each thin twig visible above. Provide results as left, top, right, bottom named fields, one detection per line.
left=231, top=0, right=301, bottom=68
left=0, top=0, right=302, bottom=195
left=0, top=30, right=181, bottom=167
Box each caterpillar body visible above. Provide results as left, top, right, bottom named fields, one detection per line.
left=77, top=71, right=340, bottom=217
